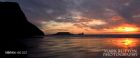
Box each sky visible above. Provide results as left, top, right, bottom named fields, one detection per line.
left=1, top=0, right=140, bottom=34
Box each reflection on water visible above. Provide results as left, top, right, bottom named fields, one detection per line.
left=111, top=38, right=138, bottom=48
left=26, top=37, right=140, bottom=58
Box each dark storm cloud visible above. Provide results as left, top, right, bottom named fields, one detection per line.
left=126, top=0, right=140, bottom=25
left=1, top=0, right=140, bottom=28
left=114, top=0, right=140, bottom=24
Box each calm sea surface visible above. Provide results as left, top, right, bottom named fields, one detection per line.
left=23, top=36, right=140, bottom=58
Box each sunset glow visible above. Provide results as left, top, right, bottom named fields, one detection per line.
left=113, top=24, right=139, bottom=33
left=115, top=27, right=139, bottom=32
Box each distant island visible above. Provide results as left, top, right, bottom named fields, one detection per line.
left=52, top=32, right=84, bottom=35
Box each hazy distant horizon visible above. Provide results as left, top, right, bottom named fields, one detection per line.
left=46, top=32, right=140, bottom=35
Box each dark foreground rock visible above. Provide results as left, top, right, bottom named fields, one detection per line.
left=0, top=2, right=44, bottom=57
left=0, top=2, right=44, bottom=38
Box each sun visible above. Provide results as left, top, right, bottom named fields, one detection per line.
left=113, top=24, right=139, bottom=33
left=116, top=27, right=139, bottom=32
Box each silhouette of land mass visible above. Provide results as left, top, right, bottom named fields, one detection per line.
left=49, top=32, right=140, bottom=38
left=53, top=32, right=73, bottom=35
left=0, top=2, right=44, bottom=38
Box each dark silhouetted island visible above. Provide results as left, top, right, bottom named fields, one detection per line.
left=0, top=2, right=44, bottom=38
left=53, top=32, right=73, bottom=35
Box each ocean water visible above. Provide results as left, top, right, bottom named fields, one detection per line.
left=21, top=36, right=140, bottom=58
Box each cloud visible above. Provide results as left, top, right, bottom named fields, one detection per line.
left=1, top=0, right=140, bottom=34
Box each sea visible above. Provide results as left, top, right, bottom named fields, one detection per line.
left=2, top=36, right=140, bottom=58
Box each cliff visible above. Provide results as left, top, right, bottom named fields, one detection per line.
left=0, top=2, right=44, bottom=38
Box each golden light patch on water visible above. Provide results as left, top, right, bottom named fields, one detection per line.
left=112, top=38, right=138, bottom=48
left=122, top=39, right=133, bottom=45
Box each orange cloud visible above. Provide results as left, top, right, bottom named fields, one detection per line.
left=111, top=16, right=124, bottom=21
